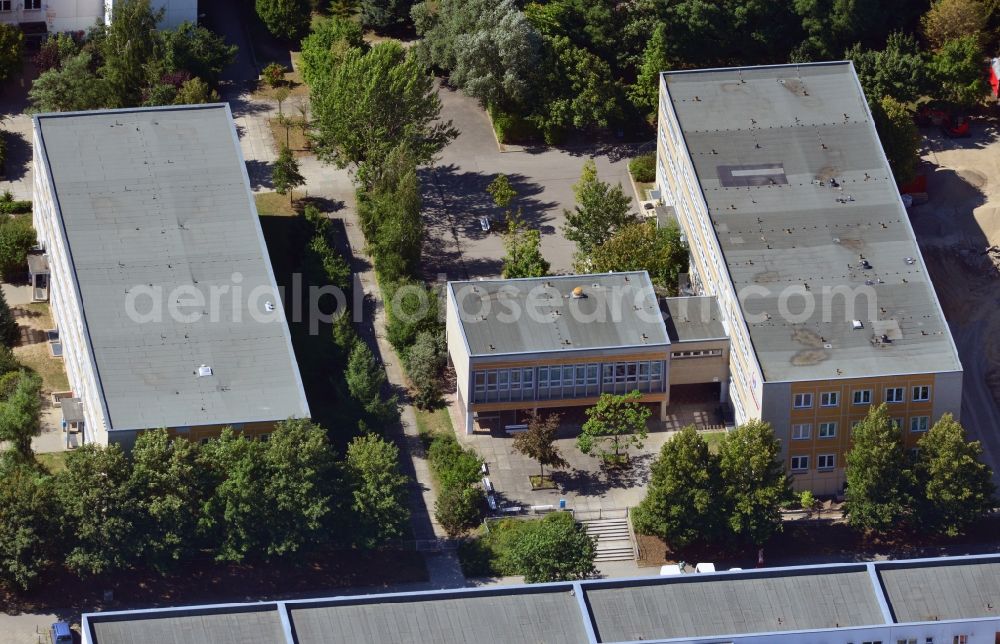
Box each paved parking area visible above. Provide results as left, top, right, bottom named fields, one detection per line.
left=423, top=87, right=642, bottom=280
left=449, top=400, right=724, bottom=512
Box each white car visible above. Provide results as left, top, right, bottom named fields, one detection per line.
left=479, top=216, right=491, bottom=232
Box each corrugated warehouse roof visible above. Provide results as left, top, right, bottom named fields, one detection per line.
left=662, top=62, right=961, bottom=381
left=449, top=272, right=670, bottom=357
left=34, top=105, right=309, bottom=430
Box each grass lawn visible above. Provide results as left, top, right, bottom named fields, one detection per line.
left=36, top=451, right=69, bottom=474
left=415, top=406, right=453, bottom=445
left=635, top=181, right=655, bottom=200
left=254, top=192, right=299, bottom=217
left=702, top=430, right=726, bottom=454
left=12, top=302, right=70, bottom=392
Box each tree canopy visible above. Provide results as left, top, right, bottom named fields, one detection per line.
left=564, top=160, right=636, bottom=258
left=577, top=391, right=650, bottom=465
left=844, top=403, right=914, bottom=534
left=717, top=419, right=789, bottom=545
left=587, top=220, right=687, bottom=294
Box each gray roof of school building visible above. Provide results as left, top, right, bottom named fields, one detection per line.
left=82, top=555, right=1000, bottom=644
left=585, top=569, right=884, bottom=641
left=662, top=62, right=961, bottom=381
left=662, top=296, right=727, bottom=342
left=449, top=272, right=670, bottom=357
left=289, top=588, right=588, bottom=644
left=878, top=559, right=1000, bottom=623
left=34, top=105, right=309, bottom=431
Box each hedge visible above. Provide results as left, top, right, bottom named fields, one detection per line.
left=488, top=105, right=541, bottom=145
left=629, top=153, right=656, bottom=183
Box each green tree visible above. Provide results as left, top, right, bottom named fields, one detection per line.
left=55, top=444, right=136, bottom=577
left=586, top=220, right=688, bottom=294
left=0, top=463, right=58, bottom=591
left=0, top=216, right=36, bottom=281
left=564, top=159, right=635, bottom=256
left=385, top=279, right=441, bottom=351
left=629, top=22, right=669, bottom=117
left=435, top=483, right=484, bottom=537
left=98, top=0, right=164, bottom=107
left=272, top=145, right=306, bottom=206
left=404, top=330, right=445, bottom=408
left=300, top=16, right=366, bottom=87
left=346, top=341, right=388, bottom=409
left=174, top=76, right=219, bottom=104
left=262, top=62, right=286, bottom=89
left=361, top=0, right=416, bottom=30
left=843, top=403, right=914, bottom=534
left=792, top=0, right=926, bottom=61
left=0, top=372, right=41, bottom=464
left=922, top=0, right=987, bottom=49
left=505, top=512, right=596, bottom=583
left=344, top=433, right=410, bottom=547
left=129, top=429, right=208, bottom=571
left=362, top=149, right=423, bottom=283
left=256, top=0, right=311, bottom=40
left=577, top=390, right=650, bottom=465
left=0, top=23, right=23, bottom=84
left=928, top=35, right=988, bottom=106
left=311, top=41, right=457, bottom=189
left=200, top=428, right=269, bottom=562
left=718, top=419, right=789, bottom=545
left=160, top=21, right=237, bottom=84
left=261, top=419, right=338, bottom=556
left=487, top=173, right=516, bottom=210
left=28, top=51, right=109, bottom=112
left=502, top=215, right=550, bottom=279
left=513, top=410, right=567, bottom=479
left=915, top=414, right=996, bottom=536
left=846, top=32, right=929, bottom=105
left=32, top=32, right=78, bottom=73
left=0, top=287, right=19, bottom=348
left=870, top=95, right=921, bottom=185
left=633, top=425, right=722, bottom=549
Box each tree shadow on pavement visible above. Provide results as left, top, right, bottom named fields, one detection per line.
left=2, top=131, right=30, bottom=183
left=245, top=160, right=273, bottom=190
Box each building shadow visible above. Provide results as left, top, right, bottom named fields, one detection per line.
left=2, top=130, right=30, bottom=183
left=245, top=159, right=273, bottom=191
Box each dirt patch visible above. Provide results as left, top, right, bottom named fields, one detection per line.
left=268, top=117, right=311, bottom=157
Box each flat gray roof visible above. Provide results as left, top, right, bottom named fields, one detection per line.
left=449, top=272, right=670, bottom=357
left=585, top=569, right=884, bottom=641
left=663, top=62, right=961, bottom=381
left=83, top=555, right=1000, bottom=644
left=289, top=589, right=587, bottom=644
left=662, top=296, right=726, bottom=342
left=89, top=607, right=285, bottom=644
left=879, top=560, right=1000, bottom=623
left=35, top=105, right=309, bottom=430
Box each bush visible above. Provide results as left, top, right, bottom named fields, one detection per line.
left=0, top=215, right=36, bottom=279
left=384, top=279, right=441, bottom=352
left=262, top=62, right=286, bottom=88
left=629, top=153, right=656, bottom=183
left=403, top=330, right=445, bottom=409
left=488, top=105, right=541, bottom=145
left=0, top=191, right=31, bottom=214
left=427, top=434, right=482, bottom=489
left=436, top=484, right=485, bottom=537
left=468, top=513, right=597, bottom=582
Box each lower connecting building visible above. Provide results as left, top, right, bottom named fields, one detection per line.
left=82, top=553, right=1000, bottom=644
left=446, top=272, right=729, bottom=435
left=655, top=61, right=963, bottom=493
left=32, top=105, right=309, bottom=447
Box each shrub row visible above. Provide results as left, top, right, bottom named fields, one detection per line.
left=628, top=153, right=656, bottom=184
left=427, top=433, right=485, bottom=536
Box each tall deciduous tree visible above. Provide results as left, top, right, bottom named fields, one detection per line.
left=0, top=463, right=58, bottom=591
left=718, top=419, right=789, bottom=545
left=272, top=145, right=305, bottom=206
left=870, top=96, right=921, bottom=185
left=28, top=52, right=109, bottom=112
left=928, top=34, right=988, bottom=106
left=160, top=22, right=237, bottom=84
left=847, top=32, right=929, bottom=105
left=563, top=159, right=635, bottom=257
left=344, top=433, right=410, bottom=548
left=311, top=41, right=457, bottom=189
left=922, top=0, right=987, bottom=49
left=256, top=0, right=311, bottom=40
left=0, top=23, right=23, bottom=84
left=915, top=414, right=996, bottom=536
left=360, top=0, right=416, bottom=30
left=404, top=330, right=445, bottom=409
left=98, top=0, right=164, bottom=107
left=629, top=23, right=669, bottom=117
left=586, top=220, right=687, bottom=294
left=502, top=215, right=550, bottom=279
left=55, top=444, right=137, bottom=577
left=633, top=425, right=722, bottom=549
left=513, top=410, right=567, bottom=479
left=844, top=403, right=914, bottom=534
left=0, top=372, right=41, bottom=464
left=505, top=512, right=596, bottom=583
left=300, top=16, right=366, bottom=87
left=129, top=429, right=208, bottom=571
left=577, top=390, right=650, bottom=465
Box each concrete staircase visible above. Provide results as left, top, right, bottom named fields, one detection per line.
left=581, top=517, right=635, bottom=562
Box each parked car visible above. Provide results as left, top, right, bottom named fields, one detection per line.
left=51, top=622, right=72, bottom=644
left=479, top=216, right=491, bottom=232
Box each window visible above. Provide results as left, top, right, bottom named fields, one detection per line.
left=910, top=416, right=930, bottom=432
left=818, top=454, right=835, bottom=470
left=892, top=417, right=904, bottom=430
left=818, top=422, right=837, bottom=438
left=885, top=387, right=905, bottom=403
left=650, top=361, right=663, bottom=380
left=259, top=434, right=270, bottom=442
left=200, top=437, right=210, bottom=445
left=897, top=640, right=917, bottom=644
left=793, top=393, right=813, bottom=409
left=790, top=455, right=809, bottom=471
left=913, top=385, right=931, bottom=402
left=792, top=423, right=811, bottom=440
left=853, top=389, right=872, bottom=405
left=953, top=636, right=968, bottom=644
left=0, top=1, right=11, bottom=11
left=820, top=391, right=839, bottom=407
left=25, top=0, right=40, bottom=8
left=850, top=420, right=861, bottom=433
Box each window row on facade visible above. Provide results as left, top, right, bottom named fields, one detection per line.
left=792, top=415, right=932, bottom=440
left=792, top=386, right=931, bottom=410
left=471, top=361, right=666, bottom=404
